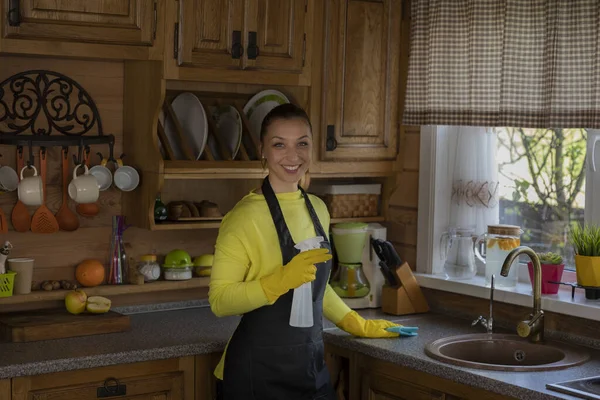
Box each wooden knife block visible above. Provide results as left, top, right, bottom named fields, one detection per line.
left=381, top=262, right=429, bottom=316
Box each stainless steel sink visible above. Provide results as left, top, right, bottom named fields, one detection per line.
left=425, top=334, right=590, bottom=372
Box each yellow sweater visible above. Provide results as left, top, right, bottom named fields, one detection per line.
left=208, top=189, right=352, bottom=379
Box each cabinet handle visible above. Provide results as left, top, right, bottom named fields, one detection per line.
left=247, top=31, right=259, bottom=59
left=7, top=0, right=20, bottom=27
left=232, top=30, right=243, bottom=59
left=97, top=377, right=127, bottom=398
left=326, top=125, right=338, bottom=151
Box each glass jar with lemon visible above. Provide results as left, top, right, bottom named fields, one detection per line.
left=474, top=225, right=523, bottom=287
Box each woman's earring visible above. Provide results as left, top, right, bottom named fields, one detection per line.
left=260, top=156, right=267, bottom=171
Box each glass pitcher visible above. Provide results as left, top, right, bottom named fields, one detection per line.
left=440, top=227, right=477, bottom=280
left=330, top=263, right=370, bottom=298
left=474, top=225, right=523, bottom=287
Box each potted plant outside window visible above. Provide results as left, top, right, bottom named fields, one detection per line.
left=570, top=224, right=600, bottom=287
left=527, top=252, right=564, bottom=294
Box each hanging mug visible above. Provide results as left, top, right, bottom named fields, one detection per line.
left=17, top=166, right=43, bottom=206
left=474, top=224, right=523, bottom=288
left=68, top=164, right=100, bottom=204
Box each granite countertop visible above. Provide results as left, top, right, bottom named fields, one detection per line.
left=1, top=304, right=600, bottom=400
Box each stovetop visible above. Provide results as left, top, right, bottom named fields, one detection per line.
left=547, top=376, right=600, bottom=400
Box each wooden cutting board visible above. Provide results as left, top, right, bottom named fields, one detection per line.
left=0, top=309, right=131, bottom=342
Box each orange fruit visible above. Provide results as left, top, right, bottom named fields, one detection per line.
left=75, top=259, right=105, bottom=287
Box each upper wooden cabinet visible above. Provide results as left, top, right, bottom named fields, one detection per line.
left=4, top=0, right=156, bottom=46
left=1, top=0, right=164, bottom=60
left=319, top=0, right=403, bottom=162
left=170, top=0, right=311, bottom=84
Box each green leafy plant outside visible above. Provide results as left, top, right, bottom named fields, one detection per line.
left=536, top=252, right=563, bottom=265
left=569, top=224, right=600, bottom=257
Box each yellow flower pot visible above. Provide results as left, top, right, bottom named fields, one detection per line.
left=575, top=255, right=600, bottom=287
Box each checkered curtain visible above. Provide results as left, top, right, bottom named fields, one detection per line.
left=403, top=0, right=600, bottom=128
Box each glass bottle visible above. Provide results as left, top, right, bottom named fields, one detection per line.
left=154, top=194, right=168, bottom=222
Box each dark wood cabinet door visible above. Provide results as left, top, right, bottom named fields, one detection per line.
left=245, top=0, right=307, bottom=73
left=320, top=0, right=402, bottom=161
left=177, top=0, right=245, bottom=69
left=5, top=0, right=156, bottom=46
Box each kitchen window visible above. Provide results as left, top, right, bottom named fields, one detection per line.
left=417, top=127, right=600, bottom=276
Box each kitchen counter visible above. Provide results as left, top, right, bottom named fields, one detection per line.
left=1, top=305, right=600, bottom=400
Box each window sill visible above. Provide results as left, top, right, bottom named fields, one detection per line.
left=414, top=272, right=600, bottom=322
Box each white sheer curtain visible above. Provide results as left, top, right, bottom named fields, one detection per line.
left=442, top=126, right=499, bottom=236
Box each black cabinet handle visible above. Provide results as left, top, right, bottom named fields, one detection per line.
left=326, top=125, right=338, bottom=151
left=8, top=0, right=20, bottom=27
left=247, top=31, right=259, bottom=59
left=97, top=377, right=126, bottom=398
left=231, top=30, right=243, bottom=59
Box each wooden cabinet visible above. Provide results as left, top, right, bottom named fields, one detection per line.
left=1, top=0, right=164, bottom=60
left=11, top=357, right=195, bottom=400
left=361, top=371, right=450, bottom=400
left=318, top=0, right=403, bottom=162
left=325, top=344, right=516, bottom=400
left=4, top=0, right=156, bottom=46
left=169, top=0, right=311, bottom=84
left=1, top=379, right=9, bottom=400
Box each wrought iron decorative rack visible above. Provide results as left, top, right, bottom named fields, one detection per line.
left=0, top=70, right=115, bottom=166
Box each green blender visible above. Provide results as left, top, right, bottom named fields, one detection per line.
left=330, top=222, right=370, bottom=298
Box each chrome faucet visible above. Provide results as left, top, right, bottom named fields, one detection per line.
left=500, top=246, right=544, bottom=343
left=472, top=274, right=494, bottom=334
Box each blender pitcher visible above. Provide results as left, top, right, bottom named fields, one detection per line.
left=474, top=225, right=523, bottom=287
left=440, top=227, right=476, bottom=280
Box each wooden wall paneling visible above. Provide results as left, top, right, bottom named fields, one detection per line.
left=122, top=60, right=165, bottom=230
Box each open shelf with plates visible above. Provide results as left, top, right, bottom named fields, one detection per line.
left=121, top=64, right=398, bottom=231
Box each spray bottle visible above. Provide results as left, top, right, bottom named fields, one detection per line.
left=290, top=236, right=324, bottom=328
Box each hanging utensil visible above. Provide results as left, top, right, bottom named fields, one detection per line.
left=55, top=148, right=79, bottom=231
left=11, top=147, right=31, bottom=232
left=31, top=148, right=59, bottom=234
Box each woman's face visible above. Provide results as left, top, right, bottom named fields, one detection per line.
left=261, top=118, right=312, bottom=191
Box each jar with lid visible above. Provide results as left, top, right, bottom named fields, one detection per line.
left=474, top=224, right=523, bottom=287
left=137, top=255, right=161, bottom=282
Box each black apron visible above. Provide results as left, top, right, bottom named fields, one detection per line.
left=222, top=178, right=336, bottom=400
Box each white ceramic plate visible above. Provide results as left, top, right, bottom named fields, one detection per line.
left=207, top=105, right=243, bottom=160
left=243, top=90, right=290, bottom=147
left=165, top=93, right=208, bottom=160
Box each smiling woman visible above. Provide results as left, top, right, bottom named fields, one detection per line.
left=208, top=103, right=402, bottom=400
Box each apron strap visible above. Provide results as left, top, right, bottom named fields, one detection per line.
left=299, top=186, right=328, bottom=240
left=261, top=177, right=295, bottom=255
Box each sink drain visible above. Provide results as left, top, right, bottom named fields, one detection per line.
left=514, top=350, right=526, bottom=362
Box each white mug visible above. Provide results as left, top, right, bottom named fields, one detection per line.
left=114, top=165, right=139, bottom=192
left=0, top=165, right=18, bottom=194
left=17, top=166, right=43, bottom=206
left=89, top=165, right=113, bottom=191
left=68, top=164, right=99, bottom=204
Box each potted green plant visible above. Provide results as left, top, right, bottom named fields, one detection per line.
left=527, top=252, right=564, bottom=294
left=569, top=223, right=600, bottom=287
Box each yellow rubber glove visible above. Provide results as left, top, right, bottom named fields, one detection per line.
left=336, top=310, right=401, bottom=338
left=260, top=248, right=332, bottom=303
